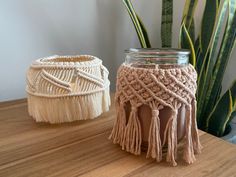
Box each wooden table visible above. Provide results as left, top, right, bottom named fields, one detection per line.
left=0, top=96, right=236, bottom=177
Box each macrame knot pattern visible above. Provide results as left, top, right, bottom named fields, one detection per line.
left=109, top=64, right=202, bottom=166
left=26, top=55, right=110, bottom=123
left=152, top=109, right=160, bottom=117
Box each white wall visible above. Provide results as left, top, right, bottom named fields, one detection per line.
left=0, top=0, right=235, bottom=101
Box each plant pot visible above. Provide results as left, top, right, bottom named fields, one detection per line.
left=109, top=48, right=202, bottom=166
left=26, top=55, right=110, bottom=123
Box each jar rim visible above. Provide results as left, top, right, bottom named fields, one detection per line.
left=125, top=48, right=190, bottom=55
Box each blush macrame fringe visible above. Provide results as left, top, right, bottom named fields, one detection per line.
left=26, top=55, right=110, bottom=123
left=109, top=64, right=202, bottom=166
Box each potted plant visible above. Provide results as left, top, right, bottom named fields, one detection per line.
left=122, top=0, right=236, bottom=138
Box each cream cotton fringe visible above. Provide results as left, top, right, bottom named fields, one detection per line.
left=109, top=64, right=202, bottom=166
left=26, top=55, right=110, bottom=123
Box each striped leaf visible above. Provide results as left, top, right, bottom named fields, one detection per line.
left=179, top=22, right=196, bottom=66
left=182, top=0, right=198, bottom=28
left=136, top=14, right=151, bottom=48
left=206, top=80, right=236, bottom=136
left=200, top=0, right=218, bottom=54
left=181, top=0, right=198, bottom=71
left=196, top=0, right=218, bottom=79
left=122, top=0, right=149, bottom=48
left=194, top=37, right=203, bottom=73
left=203, top=0, right=236, bottom=122
left=214, top=84, right=222, bottom=104
left=203, top=0, right=229, bottom=82
left=230, top=80, right=236, bottom=109
left=206, top=89, right=233, bottom=136
left=161, top=0, right=173, bottom=47
left=182, top=0, right=198, bottom=41
left=196, top=0, right=229, bottom=126
left=189, top=19, right=195, bottom=43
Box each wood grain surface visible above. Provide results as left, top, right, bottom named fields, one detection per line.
left=0, top=96, right=236, bottom=177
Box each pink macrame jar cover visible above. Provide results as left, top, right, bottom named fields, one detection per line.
left=109, top=49, right=202, bottom=166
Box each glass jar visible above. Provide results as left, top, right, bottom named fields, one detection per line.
left=125, top=48, right=189, bottom=68
left=124, top=48, right=190, bottom=150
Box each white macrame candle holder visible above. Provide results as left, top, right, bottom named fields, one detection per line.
left=26, top=55, right=110, bottom=123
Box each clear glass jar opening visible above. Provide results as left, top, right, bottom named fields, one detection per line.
left=125, top=48, right=190, bottom=69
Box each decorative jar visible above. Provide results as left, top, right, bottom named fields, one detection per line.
left=109, top=48, right=202, bottom=166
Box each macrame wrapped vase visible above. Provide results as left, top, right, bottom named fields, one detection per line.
left=26, top=55, right=110, bottom=123
left=109, top=48, right=202, bottom=166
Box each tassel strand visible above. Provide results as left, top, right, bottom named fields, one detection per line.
left=183, top=104, right=196, bottom=164
left=146, top=102, right=163, bottom=162
left=109, top=101, right=126, bottom=144
left=191, top=100, right=203, bottom=154
left=122, top=106, right=142, bottom=155
left=166, top=102, right=179, bottom=166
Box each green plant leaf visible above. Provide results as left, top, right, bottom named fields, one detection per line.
left=206, top=90, right=232, bottom=137
left=136, top=14, right=151, bottom=48
left=196, top=51, right=204, bottom=74
left=182, top=0, right=198, bottom=41
left=203, top=0, right=229, bottom=84
left=196, top=0, right=218, bottom=81
left=179, top=22, right=196, bottom=67
left=161, top=0, right=173, bottom=47
left=229, top=111, right=236, bottom=124
left=194, top=37, right=200, bottom=52
left=197, top=0, right=229, bottom=126
left=206, top=80, right=236, bottom=136
left=203, top=0, right=236, bottom=121
left=200, top=0, right=218, bottom=54
left=194, top=36, right=203, bottom=74
left=214, top=84, right=222, bottom=104
left=229, top=81, right=236, bottom=126
left=196, top=50, right=209, bottom=109
left=180, top=0, right=198, bottom=66
left=122, top=0, right=148, bottom=48
left=182, top=0, right=198, bottom=28
left=230, top=80, right=236, bottom=109
left=189, top=19, right=195, bottom=42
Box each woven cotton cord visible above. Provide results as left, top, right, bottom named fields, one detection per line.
left=109, top=64, right=202, bottom=166
left=27, top=55, right=110, bottom=97
left=146, top=101, right=164, bottom=162
left=26, top=55, right=110, bottom=123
